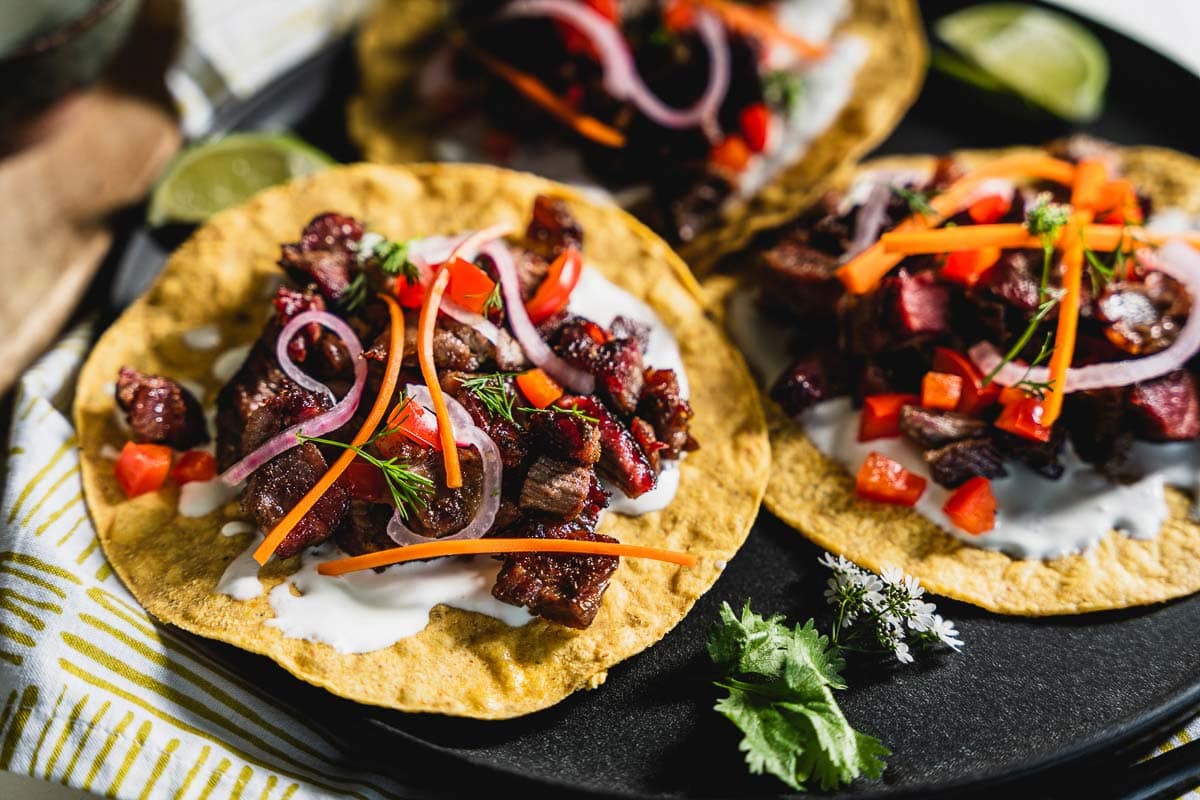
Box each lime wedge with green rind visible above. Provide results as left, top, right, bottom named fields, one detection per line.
left=935, top=3, right=1109, bottom=122
left=147, top=133, right=334, bottom=227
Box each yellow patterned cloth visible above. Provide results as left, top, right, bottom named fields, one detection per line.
left=0, top=325, right=413, bottom=799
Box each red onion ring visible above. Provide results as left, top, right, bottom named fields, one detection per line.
left=843, top=182, right=892, bottom=261
left=405, top=225, right=513, bottom=344
left=221, top=311, right=367, bottom=485
left=969, top=241, right=1200, bottom=392
left=385, top=393, right=502, bottom=545
left=483, top=240, right=596, bottom=394
left=502, top=0, right=730, bottom=139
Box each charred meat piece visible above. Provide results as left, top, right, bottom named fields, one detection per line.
left=243, top=443, right=349, bottom=558
left=519, top=457, right=593, bottom=519
left=630, top=417, right=667, bottom=473
left=925, top=438, right=1007, bottom=489
left=1063, top=387, right=1132, bottom=474
left=1096, top=275, right=1190, bottom=355
left=560, top=395, right=657, bottom=498
left=273, top=285, right=326, bottom=365
left=758, top=235, right=844, bottom=323
left=611, top=316, right=651, bottom=353
left=884, top=269, right=951, bottom=336
left=647, top=166, right=734, bottom=244
left=278, top=213, right=364, bottom=302
left=981, top=249, right=1045, bottom=313
left=593, top=336, right=645, bottom=416
left=511, top=246, right=550, bottom=301
left=770, top=352, right=840, bottom=417
left=451, top=378, right=528, bottom=469
left=335, top=501, right=397, bottom=557
left=899, top=405, right=989, bottom=449
left=1128, top=370, right=1200, bottom=441
left=492, top=522, right=618, bottom=629
left=993, top=428, right=1066, bottom=480
left=400, top=314, right=495, bottom=372
left=529, top=411, right=601, bottom=465
left=241, top=387, right=330, bottom=454
left=408, top=447, right=484, bottom=538
left=555, top=317, right=604, bottom=366
left=526, top=194, right=583, bottom=258
left=215, top=340, right=289, bottom=469
left=116, top=367, right=209, bottom=449
left=637, top=368, right=695, bottom=459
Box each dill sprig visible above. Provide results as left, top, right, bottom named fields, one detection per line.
left=460, top=372, right=517, bottom=422
left=338, top=272, right=370, bottom=314
left=481, top=282, right=503, bottom=315
left=296, top=427, right=433, bottom=520
left=1014, top=332, right=1056, bottom=398
left=983, top=295, right=1060, bottom=386
left=519, top=406, right=599, bottom=424
left=891, top=185, right=937, bottom=218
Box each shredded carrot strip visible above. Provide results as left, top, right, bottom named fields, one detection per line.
left=693, top=0, right=828, bottom=59
left=418, top=265, right=462, bottom=488
left=467, top=45, right=626, bottom=149
left=254, top=295, right=404, bottom=565
left=316, top=538, right=698, bottom=576
left=880, top=224, right=1040, bottom=254
left=836, top=153, right=1077, bottom=294
left=1041, top=212, right=1092, bottom=425
left=1081, top=226, right=1200, bottom=251
left=1071, top=158, right=1108, bottom=210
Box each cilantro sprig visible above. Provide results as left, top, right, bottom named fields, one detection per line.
left=892, top=185, right=937, bottom=218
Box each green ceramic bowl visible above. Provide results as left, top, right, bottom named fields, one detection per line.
left=0, top=0, right=142, bottom=124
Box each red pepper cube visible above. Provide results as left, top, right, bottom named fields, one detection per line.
left=941, top=247, right=1001, bottom=288
left=855, top=452, right=927, bottom=507
left=943, top=476, right=997, bottom=534
left=739, top=103, right=770, bottom=153
left=171, top=450, right=217, bottom=485
left=337, top=459, right=386, bottom=502
left=921, top=372, right=964, bottom=411
left=378, top=399, right=442, bottom=454
left=997, top=385, right=1029, bottom=407
left=114, top=442, right=173, bottom=498
left=516, top=368, right=564, bottom=409
left=932, top=347, right=1000, bottom=415
left=445, top=257, right=497, bottom=315
left=858, top=394, right=919, bottom=441
left=994, top=397, right=1053, bottom=442
left=710, top=135, right=752, bottom=173
left=967, top=194, right=1012, bottom=224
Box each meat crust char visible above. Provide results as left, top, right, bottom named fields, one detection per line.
left=116, top=367, right=209, bottom=449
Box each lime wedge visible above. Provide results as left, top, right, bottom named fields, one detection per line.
left=935, top=3, right=1109, bottom=122
left=147, top=133, right=334, bottom=227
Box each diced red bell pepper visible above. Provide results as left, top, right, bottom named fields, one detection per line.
left=941, top=246, right=1001, bottom=288
left=114, top=442, right=172, bottom=499
left=557, top=0, right=619, bottom=57
left=516, top=368, right=564, bottom=409
left=942, top=476, right=996, bottom=534
left=445, top=257, right=497, bottom=315
left=855, top=452, right=927, bottom=507
left=997, top=385, right=1029, bottom=407
left=663, top=0, right=695, bottom=31
left=394, top=261, right=431, bottom=309
left=858, top=393, right=919, bottom=441
left=967, top=194, right=1012, bottom=224
left=171, top=450, right=216, bottom=485
left=994, top=396, right=1053, bottom=442
left=525, top=247, right=582, bottom=324
left=710, top=135, right=752, bottom=173
left=921, top=372, right=964, bottom=411
left=739, top=103, right=770, bottom=153
left=337, top=459, right=386, bottom=502
left=378, top=399, right=442, bottom=452
left=932, top=347, right=1000, bottom=415
left=1095, top=178, right=1144, bottom=225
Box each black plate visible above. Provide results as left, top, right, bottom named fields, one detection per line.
left=104, top=2, right=1200, bottom=798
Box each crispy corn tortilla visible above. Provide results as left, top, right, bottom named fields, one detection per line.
left=75, top=163, right=770, bottom=718
left=346, top=0, right=926, bottom=275
left=707, top=145, right=1200, bottom=615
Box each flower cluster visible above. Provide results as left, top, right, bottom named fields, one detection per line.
left=819, top=553, right=963, bottom=664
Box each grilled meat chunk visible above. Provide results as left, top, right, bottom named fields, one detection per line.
left=1128, top=370, right=1200, bottom=441
left=885, top=269, right=951, bottom=336
left=526, top=194, right=583, bottom=258
left=1063, top=387, right=1132, bottom=474
left=492, top=522, right=618, bottom=629
left=899, top=406, right=989, bottom=449
left=451, top=379, right=529, bottom=470
left=519, top=457, right=592, bottom=519
left=116, top=367, right=209, bottom=449
left=770, top=352, right=843, bottom=417
left=630, top=417, right=666, bottom=473
left=243, top=442, right=350, bottom=558
left=611, top=316, right=651, bottom=353
left=1097, top=275, right=1190, bottom=355
left=241, top=387, right=330, bottom=454
left=273, top=286, right=327, bottom=365
left=529, top=411, right=601, bottom=465
left=759, top=235, right=843, bottom=322
left=408, top=447, right=484, bottom=538
left=335, top=501, right=396, bottom=557
left=593, top=336, right=645, bottom=416
left=400, top=314, right=496, bottom=372
left=560, top=395, right=656, bottom=497
left=278, top=213, right=364, bottom=302
left=637, top=368, right=695, bottom=459
left=994, top=428, right=1066, bottom=480
left=981, top=249, right=1045, bottom=313
left=925, top=438, right=1007, bottom=489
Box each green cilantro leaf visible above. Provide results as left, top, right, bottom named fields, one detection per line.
left=763, top=70, right=804, bottom=114
left=709, top=601, right=887, bottom=792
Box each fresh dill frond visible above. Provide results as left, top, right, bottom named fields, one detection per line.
left=296, top=431, right=433, bottom=519
left=339, top=272, right=370, bottom=314
left=982, top=295, right=1061, bottom=386
left=518, top=406, right=599, bottom=424
left=892, top=185, right=937, bottom=218
left=460, top=373, right=517, bottom=422
left=1014, top=333, right=1056, bottom=398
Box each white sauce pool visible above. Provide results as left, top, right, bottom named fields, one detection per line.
left=212, top=344, right=252, bottom=384
left=182, top=324, right=222, bottom=351
left=220, top=521, right=256, bottom=537
left=178, top=477, right=241, bottom=518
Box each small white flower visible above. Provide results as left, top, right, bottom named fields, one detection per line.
left=907, top=601, right=938, bottom=632
left=927, top=614, right=964, bottom=652
left=893, top=640, right=914, bottom=664
left=819, top=552, right=857, bottom=577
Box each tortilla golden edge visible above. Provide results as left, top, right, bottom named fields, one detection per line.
left=702, top=145, right=1200, bottom=616
left=345, top=0, right=928, bottom=276
left=75, top=162, right=771, bottom=719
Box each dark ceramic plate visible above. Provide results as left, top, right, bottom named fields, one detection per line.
left=104, top=2, right=1200, bottom=798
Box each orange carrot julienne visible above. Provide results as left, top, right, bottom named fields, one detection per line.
left=881, top=224, right=1041, bottom=254
left=254, top=294, right=404, bottom=565
left=1041, top=212, right=1092, bottom=425
left=693, top=0, right=828, bottom=59
left=316, top=538, right=698, bottom=576
left=1071, top=158, right=1108, bottom=210
left=836, top=153, right=1077, bottom=294
left=467, top=45, right=626, bottom=149
left=418, top=265, right=462, bottom=488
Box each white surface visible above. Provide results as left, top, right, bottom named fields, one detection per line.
left=4, top=2, right=1197, bottom=799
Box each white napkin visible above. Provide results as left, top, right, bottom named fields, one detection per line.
left=0, top=324, right=413, bottom=800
